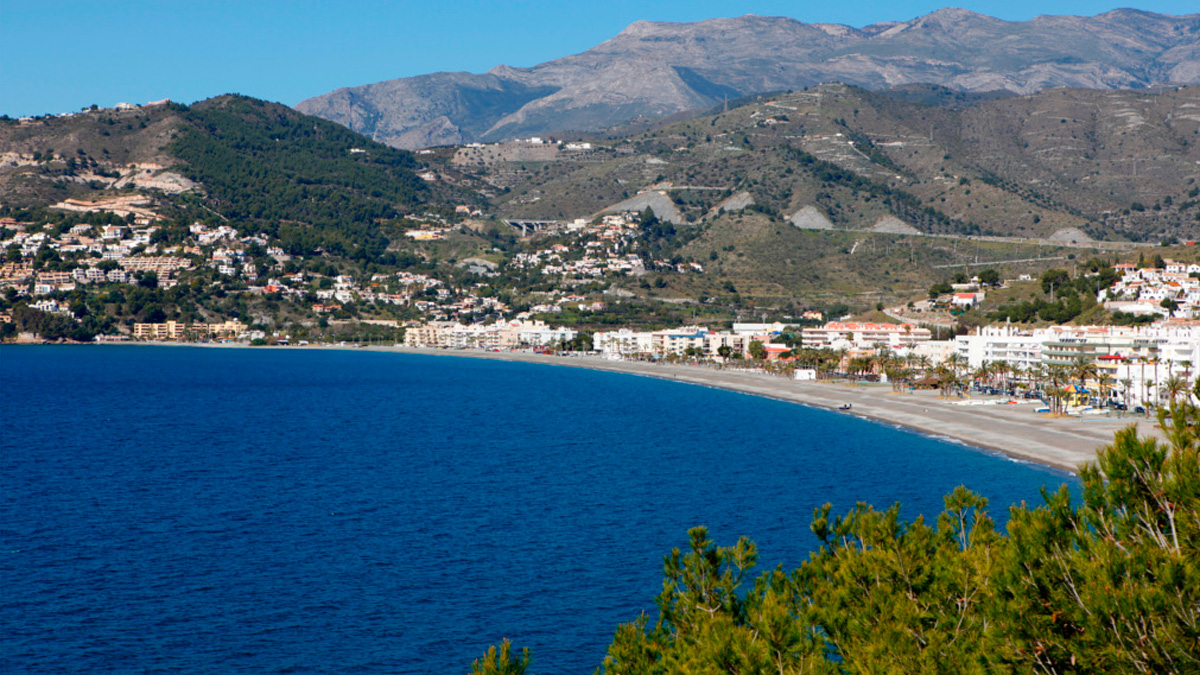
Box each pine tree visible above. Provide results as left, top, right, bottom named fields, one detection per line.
left=474, top=397, right=1200, bottom=673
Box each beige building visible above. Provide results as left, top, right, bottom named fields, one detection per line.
left=119, top=256, right=192, bottom=273
left=133, top=320, right=248, bottom=341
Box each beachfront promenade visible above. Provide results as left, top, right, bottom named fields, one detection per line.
left=398, top=347, right=1162, bottom=472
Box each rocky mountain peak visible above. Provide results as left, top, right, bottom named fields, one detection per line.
left=295, top=9, right=1200, bottom=149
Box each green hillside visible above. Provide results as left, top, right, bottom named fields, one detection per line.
left=170, top=96, right=430, bottom=259
left=0, top=95, right=478, bottom=259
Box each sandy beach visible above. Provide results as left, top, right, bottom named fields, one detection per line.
left=388, top=346, right=1163, bottom=473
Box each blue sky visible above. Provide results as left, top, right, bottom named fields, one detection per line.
left=1, top=1, right=1195, bottom=117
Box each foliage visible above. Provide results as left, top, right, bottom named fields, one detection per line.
left=9, top=304, right=102, bottom=341
left=575, top=399, right=1200, bottom=673
left=562, top=332, right=594, bottom=351
left=748, top=339, right=767, bottom=360
left=991, top=264, right=1119, bottom=324
left=469, top=638, right=531, bottom=675
left=928, top=281, right=953, bottom=299
left=634, top=209, right=698, bottom=262
left=1109, top=311, right=1158, bottom=326
left=169, top=95, right=427, bottom=260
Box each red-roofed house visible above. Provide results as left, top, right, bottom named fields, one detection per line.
left=952, top=293, right=980, bottom=308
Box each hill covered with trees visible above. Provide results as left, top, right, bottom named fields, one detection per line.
left=0, top=95, right=479, bottom=259
left=170, top=96, right=438, bottom=259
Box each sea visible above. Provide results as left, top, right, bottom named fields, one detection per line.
left=0, top=346, right=1080, bottom=673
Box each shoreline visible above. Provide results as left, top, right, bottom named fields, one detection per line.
left=54, top=340, right=1165, bottom=473
left=389, top=347, right=1159, bottom=474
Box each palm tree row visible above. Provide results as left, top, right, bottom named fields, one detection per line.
left=677, top=341, right=1194, bottom=415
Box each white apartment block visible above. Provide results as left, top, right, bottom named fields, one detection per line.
left=593, top=329, right=654, bottom=356
left=955, top=326, right=1045, bottom=371
left=403, top=320, right=576, bottom=350
left=594, top=326, right=757, bottom=359
left=801, top=322, right=932, bottom=349
left=955, top=323, right=1200, bottom=405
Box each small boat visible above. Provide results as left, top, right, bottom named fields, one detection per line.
left=838, top=404, right=852, bottom=411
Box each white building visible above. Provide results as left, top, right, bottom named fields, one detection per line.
left=953, top=322, right=1200, bottom=406
left=731, top=322, right=789, bottom=336
left=403, top=320, right=576, bottom=350
left=801, top=322, right=931, bottom=349
left=594, top=329, right=654, bottom=356
left=955, top=326, right=1045, bottom=371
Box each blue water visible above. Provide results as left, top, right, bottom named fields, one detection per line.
left=0, top=346, right=1078, bottom=673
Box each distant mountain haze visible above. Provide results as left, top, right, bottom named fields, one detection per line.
left=295, top=8, right=1200, bottom=149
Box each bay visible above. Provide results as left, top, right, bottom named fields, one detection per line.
left=0, top=346, right=1078, bottom=673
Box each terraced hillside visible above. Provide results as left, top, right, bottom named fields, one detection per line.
left=437, top=84, right=1200, bottom=244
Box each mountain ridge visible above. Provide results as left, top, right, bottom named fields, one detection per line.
left=296, top=8, right=1200, bottom=149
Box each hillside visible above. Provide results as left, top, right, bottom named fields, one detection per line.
left=436, top=84, right=1200, bottom=242
left=398, top=83, right=1198, bottom=311
left=0, top=95, right=471, bottom=258
left=3, top=88, right=1198, bottom=338
left=296, top=9, right=1200, bottom=149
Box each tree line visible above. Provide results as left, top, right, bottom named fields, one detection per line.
left=472, top=385, right=1200, bottom=674
left=168, top=96, right=429, bottom=260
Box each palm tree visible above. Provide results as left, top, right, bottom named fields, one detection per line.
left=1149, top=356, right=1162, bottom=408
left=990, top=361, right=1011, bottom=394
left=816, top=359, right=836, bottom=381
left=1162, top=374, right=1188, bottom=404
left=875, top=345, right=893, bottom=364
left=833, top=347, right=849, bottom=377
left=945, top=352, right=968, bottom=378
left=1008, top=363, right=1026, bottom=395
left=1026, top=364, right=1047, bottom=400
left=886, top=364, right=912, bottom=392
left=1046, top=364, right=1071, bottom=413
left=1070, top=355, right=1098, bottom=390
left=848, top=355, right=874, bottom=381
left=970, top=363, right=991, bottom=394
left=1097, top=372, right=1115, bottom=408
left=934, top=364, right=958, bottom=399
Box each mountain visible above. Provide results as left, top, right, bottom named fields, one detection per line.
left=428, top=83, right=1200, bottom=245
left=0, top=95, right=472, bottom=257
left=296, top=9, right=1200, bottom=149
left=438, top=82, right=1198, bottom=310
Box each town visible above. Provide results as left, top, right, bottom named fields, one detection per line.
left=2, top=200, right=1198, bottom=413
